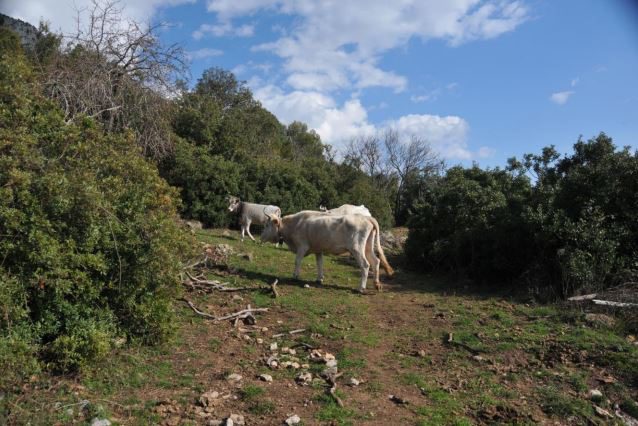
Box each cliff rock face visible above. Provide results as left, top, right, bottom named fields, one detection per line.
left=0, top=13, right=39, bottom=50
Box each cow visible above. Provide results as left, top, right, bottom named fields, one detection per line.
left=227, top=196, right=281, bottom=242
left=319, top=204, right=372, bottom=217
left=260, top=211, right=394, bottom=292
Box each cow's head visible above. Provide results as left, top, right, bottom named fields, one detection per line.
left=260, top=213, right=281, bottom=243
left=227, top=196, right=241, bottom=213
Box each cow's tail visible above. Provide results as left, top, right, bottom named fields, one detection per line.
left=370, top=217, right=394, bottom=277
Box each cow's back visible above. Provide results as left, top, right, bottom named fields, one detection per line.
left=289, top=213, right=373, bottom=255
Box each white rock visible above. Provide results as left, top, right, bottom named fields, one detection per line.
left=296, top=372, right=312, bottom=385
left=289, top=349, right=296, bottom=355
left=270, top=342, right=278, bottom=351
left=285, top=414, right=301, bottom=425
left=227, top=373, right=243, bottom=382
left=326, top=359, right=338, bottom=368
left=256, top=338, right=264, bottom=344
left=259, top=374, right=273, bottom=382
left=589, top=389, right=603, bottom=400
left=90, top=419, right=111, bottom=426
left=348, top=378, right=360, bottom=386
left=324, top=353, right=336, bottom=361
left=303, top=284, right=310, bottom=288
left=228, top=414, right=245, bottom=425
left=281, top=347, right=291, bottom=354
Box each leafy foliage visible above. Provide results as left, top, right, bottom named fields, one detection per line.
left=0, top=31, right=191, bottom=376
left=406, top=134, right=638, bottom=298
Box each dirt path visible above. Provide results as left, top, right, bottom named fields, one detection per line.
left=5, top=229, right=637, bottom=425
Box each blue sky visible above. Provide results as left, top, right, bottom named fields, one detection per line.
left=4, top=0, right=638, bottom=167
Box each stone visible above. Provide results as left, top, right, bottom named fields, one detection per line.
left=227, top=373, right=243, bottom=382
left=228, top=414, right=245, bottom=425
left=90, top=419, right=111, bottom=426
left=296, top=372, right=312, bottom=385
left=270, top=342, right=278, bottom=351
left=256, top=338, right=264, bottom=344
left=348, top=378, right=360, bottom=386
left=285, top=414, right=301, bottom=425
left=588, top=389, right=603, bottom=401
left=324, top=353, right=336, bottom=361
left=326, top=359, right=338, bottom=368
left=323, top=366, right=338, bottom=376
left=259, top=374, right=273, bottom=382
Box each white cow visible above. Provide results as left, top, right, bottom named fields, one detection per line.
left=319, top=204, right=372, bottom=217
left=227, top=196, right=281, bottom=242
left=261, top=211, right=393, bottom=292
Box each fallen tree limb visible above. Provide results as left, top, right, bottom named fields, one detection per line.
left=270, top=279, right=279, bottom=298
left=183, top=271, right=255, bottom=292
left=568, top=293, right=597, bottom=301
left=180, top=298, right=268, bottom=322
left=181, top=298, right=217, bottom=319
left=272, top=329, right=306, bottom=338
left=326, top=372, right=344, bottom=407
left=592, top=299, right=638, bottom=308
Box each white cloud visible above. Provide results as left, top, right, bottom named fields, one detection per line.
left=252, top=85, right=375, bottom=147
left=571, top=77, right=579, bottom=87
left=386, top=114, right=472, bottom=160
left=186, top=47, right=224, bottom=60
left=477, top=146, right=495, bottom=158
left=1, top=0, right=196, bottom=34
left=252, top=83, right=477, bottom=161
left=192, top=22, right=254, bottom=39
left=218, top=0, right=529, bottom=93
left=550, top=90, right=574, bottom=105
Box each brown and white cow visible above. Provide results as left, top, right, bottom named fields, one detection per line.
left=260, top=211, right=393, bottom=292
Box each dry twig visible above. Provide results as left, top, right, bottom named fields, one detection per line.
left=272, top=329, right=306, bottom=338
left=326, top=372, right=344, bottom=407
left=180, top=298, right=268, bottom=322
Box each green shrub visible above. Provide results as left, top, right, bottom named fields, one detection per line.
left=406, top=135, right=638, bottom=298
left=0, top=31, right=192, bottom=373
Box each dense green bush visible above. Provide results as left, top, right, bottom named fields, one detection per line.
left=406, top=135, right=638, bottom=298
left=0, top=30, right=191, bottom=376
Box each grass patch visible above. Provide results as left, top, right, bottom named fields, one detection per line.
left=537, top=386, right=594, bottom=419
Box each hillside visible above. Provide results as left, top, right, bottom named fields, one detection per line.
left=4, top=228, right=637, bottom=425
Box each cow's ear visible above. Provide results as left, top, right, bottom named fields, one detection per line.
left=272, top=216, right=281, bottom=227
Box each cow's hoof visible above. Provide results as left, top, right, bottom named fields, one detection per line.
left=374, top=281, right=383, bottom=292
left=354, top=288, right=370, bottom=295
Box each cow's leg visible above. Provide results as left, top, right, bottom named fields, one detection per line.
left=353, top=245, right=370, bottom=292
left=366, top=231, right=382, bottom=291
left=293, top=246, right=308, bottom=281
left=240, top=222, right=246, bottom=241
left=315, top=253, right=324, bottom=284
left=245, top=219, right=256, bottom=241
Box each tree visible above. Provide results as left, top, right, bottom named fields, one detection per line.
left=195, top=67, right=258, bottom=113
left=40, top=0, right=187, bottom=158
left=383, top=129, right=442, bottom=224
